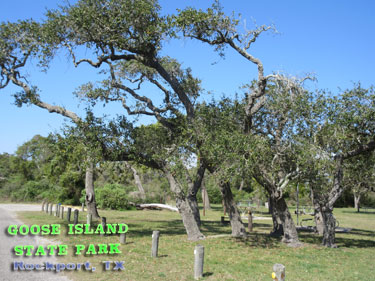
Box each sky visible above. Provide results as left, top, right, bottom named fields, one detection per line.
left=1, top=0, right=374, bottom=154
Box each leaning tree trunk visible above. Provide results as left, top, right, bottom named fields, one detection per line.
left=185, top=164, right=206, bottom=227
left=321, top=207, right=337, bottom=248
left=187, top=190, right=201, bottom=227
left=164, top=169, right=204, bottom=241
left=354, top=193, right=361, bottom=213
left=273, top=196, right=300, bottom=245
left=85, top=161, right=100, bottom=219
left=220, top=181, right=246, bottom=237
left=125, top=161, right=146, bottom=200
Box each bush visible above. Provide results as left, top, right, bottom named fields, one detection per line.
left=81, top=184, right=133, bottom=210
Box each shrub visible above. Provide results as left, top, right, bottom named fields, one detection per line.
left=81, top=184, right=133, bottom=210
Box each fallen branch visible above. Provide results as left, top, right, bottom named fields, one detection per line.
left=131, top=203, right=178, bottom=212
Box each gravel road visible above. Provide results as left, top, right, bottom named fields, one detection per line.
left=0, top=204, right=72, bottom=281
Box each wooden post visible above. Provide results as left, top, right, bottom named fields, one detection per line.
left=248, top=209, right=253, bottom=232
left=87, top=214, right=92, bottom=225
left=272, top=264, right=285, bottom=281
left=151, top=230, right=160, bottom=257
left=73, top=209, right=79, bottom=225
left=101, top=217, right=107, bottom=236
left=49, top=204, right=53, bottom=215
left=81, top=203, right=85, bottom=212
left=120, top=233, right=126, bottom=244
left=60, top=206, right=64, bottom=219
left=41, top=201, right=45, bottom=212
left=67, top=207, right=72, bottom=222
left=45, top=202, right=49, bottom=214
left=194, top=245, right=204, bottom=280
left=55, top=204, right=59, bottom=216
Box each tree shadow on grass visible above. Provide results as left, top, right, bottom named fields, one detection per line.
left=298, top=231, right=375, bottom=248
left=232, top=233, right=281, bottom=249
left=124, top=220, right=188, bottom=238
left=347, top=228, right=375, bottom=238
left=342, top=210, right=375, bottom=215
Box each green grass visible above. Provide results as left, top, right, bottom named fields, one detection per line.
left=16, top=205, right=375, bottom=281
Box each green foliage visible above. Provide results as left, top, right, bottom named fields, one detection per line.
left=81, top=184, right=132, bottom=210
left=45, top=0, right=168, bottom=56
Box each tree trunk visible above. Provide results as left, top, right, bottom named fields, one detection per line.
left=187, top=191, right=201, bottom=227
left=164, top=169, right=204, bottom=241
left=220, top=181, right=246, bottom=237
left=185, top=164, right=206, bottom=227
left=321, top=207, right=337, bottom=248
left=201, top=183, right=211, bottom=210
left=313, top=204, right=324, bottom=236
left=85, top=161, right=100, bottom=219
left=354, top=193, right=361, bottom=213
left=239, top=179, right=244, bottom=191
left=268, top=196, right=272, bottom=214
left=312, top=192, right=324, bottom=235
left=125, top=161, right=146, bottom=200
left=176, top=196, right=205, bottom=240
left=274, top=196, right=300, bottom=245
left=269, top=196, right=283, bottom=237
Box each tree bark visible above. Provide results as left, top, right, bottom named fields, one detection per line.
left=219, top=181, right=246, bottom=237
left=274, top=196, right=300, bottom=245
left=321, top=207, right=337, bottom=248
left=313, top=203, right=324, bottom=236
left=124, top=161, right=146, bottom=200
left=268, top=196, right=272, bottom=214
left=185, top=164, right=206, bottom=227
left=354, top=193, right=361, bottom=213
left=312, top=191, right=324, bottom=235
left=187, top=190, right=201, bottom=227
left=164, top=169, right=204, bottom=241
left=85, top=161, right=100, bottom=219
left=269, top=196, right=283, bottom=237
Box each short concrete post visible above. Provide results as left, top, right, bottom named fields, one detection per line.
left=272, top=264, right=285, bottom=281
left=73, top=209, right=79, bottom=225
left=81, top=203, right=85, bottom=212
left=67, top=207, right=72, bottom=222
left=87, top=214, right=92, bottom=225
left=151, top=230, right=160, bottom=257
left=248, top=209, right=253, bottom=232
left=194, top=245, right=204, bottom=280
left=60, top=206, right=64, bottom=219
left=120, top=233, right=126, bottom=244
left=45, top=202, right=49, bottom=213
left=101, top=217, right=107, bottom=236
left=49, top=204, right=53, bottom=215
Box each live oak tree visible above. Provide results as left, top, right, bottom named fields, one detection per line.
left=39, top=0, right=213, bottom=240
left=174, top=2, right=314, bottom=241
left=342, top=153, right=375, bottom=212
left=0, top=20, right=102, bottom=218
left=193, top=99, right=250, bottom=237
left=249, top=80, right=314, bottom=245
left=301, top=85, right=375, bottom=247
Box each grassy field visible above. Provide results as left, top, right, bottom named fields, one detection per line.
left=16, top=205, right=375, bottom=281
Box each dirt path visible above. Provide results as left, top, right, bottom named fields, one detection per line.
left=0, top=204, right=72, bottom=281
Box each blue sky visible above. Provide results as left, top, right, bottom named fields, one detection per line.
left=1, top=0, right=374, bottom=154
